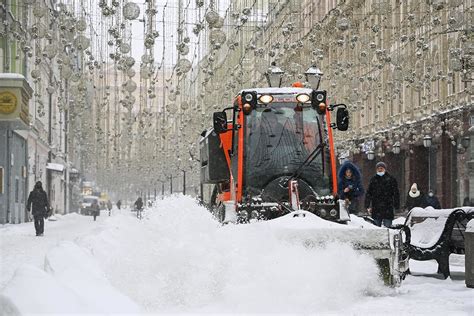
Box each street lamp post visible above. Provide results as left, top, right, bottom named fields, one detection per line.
left=170, top=175, right=173, bottom=194
left=305, top=65, right=324, bottom=90
left=393, top=142, right=401, bottom=154
left=265, top=62, right=284, bottom=87
left=423, top=135, right=433, bottom=190
left=461, top=136, right=471, bottom=150
left=182, top=169, right=186, bottom=195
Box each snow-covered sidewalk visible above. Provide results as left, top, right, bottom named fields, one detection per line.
left=1, top=196, right=473, bottom=314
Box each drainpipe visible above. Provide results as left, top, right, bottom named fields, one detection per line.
left=47, top=66, right=53, bottom=205
left=6, top=130, right=12, bottom=223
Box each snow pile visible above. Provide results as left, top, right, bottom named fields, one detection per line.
left=80, top=195, right=384, bottom=313
left=0, top=241, right=141, bottom=314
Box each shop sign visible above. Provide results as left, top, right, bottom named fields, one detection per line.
left=0, top=91, right=17, bottom=114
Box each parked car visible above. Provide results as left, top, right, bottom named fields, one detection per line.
left=80, top=195, right=100, bottom=216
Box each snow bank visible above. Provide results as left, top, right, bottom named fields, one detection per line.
left=81, top=194, right=384, bottom=313
left=0, top=265, right=86, bottom=315
left=0, top=241, right=141, bottom=314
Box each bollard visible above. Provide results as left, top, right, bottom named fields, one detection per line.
left=466, top=219, right=474, bottom=288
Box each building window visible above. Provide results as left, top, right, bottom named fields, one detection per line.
left=15, top=178, right=19, bottom=203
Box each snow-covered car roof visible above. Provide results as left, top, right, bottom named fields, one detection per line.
left=82, top=195, right=99, bottom=200
left=238, top=87, right=314, bottom=95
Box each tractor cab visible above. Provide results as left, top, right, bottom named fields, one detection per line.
left=202, top=83, right=349, bottom=223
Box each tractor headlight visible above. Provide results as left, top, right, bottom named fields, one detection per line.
left=315, top=92, right=325, bottom=102
left=296, top=93, right=310, bottom=103
left=244, top=93, right=254, bottom=102
left=258, top=94, right=273, bottom=104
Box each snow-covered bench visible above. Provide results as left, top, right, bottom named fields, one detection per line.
left=406, top=207, right=474, bottom=279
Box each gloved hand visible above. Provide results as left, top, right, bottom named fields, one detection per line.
left=27, top=211, right=32, bottom=221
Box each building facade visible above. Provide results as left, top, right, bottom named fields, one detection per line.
left=189, top=0, right=473, bottom=208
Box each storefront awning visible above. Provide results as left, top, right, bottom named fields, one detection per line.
left=46, top=163, right=65, bottom=172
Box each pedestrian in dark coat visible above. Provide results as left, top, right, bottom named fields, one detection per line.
left=134, top=197, right=143, bottom=210
left=425, top=189, right=441, bottom=209
left=116, top=200, right=122, bottom=210
left=27, top=181, right=50, bottom=236
left=364, top=162, right=400, bottom=227
left=337, top=161, right=364, bottom=214
left=92, top=200, right=100, bottom=221
left=404, top=183, right=427, bottom=211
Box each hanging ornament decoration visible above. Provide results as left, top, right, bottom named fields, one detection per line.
left=74, top=35, right=90, bottom=50
left=33, top=5, right=46, bottom=18
left=76, top=19, right=87, bottom=32
left=336, top=17, right=351, bottom=31
left=120, top=43, right=131, bottom=54
left=123, top=79, right=137, bottom=93
left=43, top=44, right=58, bottom=59
left=205, top=11, right=220, bottom=27
left=177, top=43, right=189, bottom=55
left=126, top=68, right=136, bottom=78
left=177, top=58, right=192, bottom=74
left=210, top=29, right=226, bottom=46
left=31, top=69, right=41, bottom=79
left=140, top=65, right=153, bottom=79
left=123, top=2, right=140, bottom=20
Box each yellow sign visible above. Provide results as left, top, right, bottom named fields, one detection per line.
left=0, top=91, right=17, bottom=114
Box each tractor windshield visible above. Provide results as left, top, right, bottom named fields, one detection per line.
left=244, top=99, right=332, bottom=199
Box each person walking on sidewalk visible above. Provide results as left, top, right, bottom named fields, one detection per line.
left=404, top=183, right=427, bottom=212
left=107, top=200, right=113, bottom=216
left=425, top=189, right=441, bottom=209
left=92, top=200, right=100, bottom=221
left=27, top=181, right=50, bottom=236
left=365, top=162, right=400, bottom=227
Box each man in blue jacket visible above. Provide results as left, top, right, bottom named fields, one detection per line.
left=338, top=161, right=364, bottom=214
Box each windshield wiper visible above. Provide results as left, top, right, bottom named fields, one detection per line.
left=288, top=142, right=325, bottom=182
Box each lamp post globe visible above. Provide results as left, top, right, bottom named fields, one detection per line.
left=461, top=136, right=470, bottom=149
left=305, top=65, right=323, bottom=90
left=367, top=150, right=375, bottom=161
left=423, top=135, right=432, bottom=148
left=265, top=62, right=284, bottom=87
left=392, top=142, right=401, bottom=154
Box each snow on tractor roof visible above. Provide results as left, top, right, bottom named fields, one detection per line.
left=239, top=87, right=314, bottom=95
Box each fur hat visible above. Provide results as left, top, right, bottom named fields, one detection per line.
left=375, top=161, right=387, bottom=169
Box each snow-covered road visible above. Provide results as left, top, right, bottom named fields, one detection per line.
left=1, top=195, right=473, bottom=314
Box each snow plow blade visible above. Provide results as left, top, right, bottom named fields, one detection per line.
left=265, top=211, right=410, bottom=286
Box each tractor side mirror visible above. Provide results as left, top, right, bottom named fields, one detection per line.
left=336, top=106, right=349, bottom=131
left=213, top=111, right=228, bottom=134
